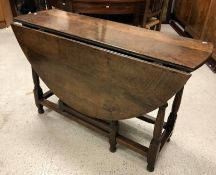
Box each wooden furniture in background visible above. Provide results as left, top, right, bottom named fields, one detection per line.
left=72, top=0, right=147, bottom=26
left=185, top=0, right=212, bottom=39
left=12, top=9, right=212, bottom=171
left=142, top=0, right=167, bottom=30
left=8, top=0, right=18, bottom=17
left=173, top=0, right=192, bottom=26
left=0, top=0, right=12, bottom=28
left=201, top=0, right=216, bottom=72
left=8, top=0, right=47, bottom=16
left=47, top=0, right=170, bottom=28
left=171, top=0, right=216, bottom=73
left=48, top=0, right=146, bottom=26
left=8, top=0, right=173, bottom=29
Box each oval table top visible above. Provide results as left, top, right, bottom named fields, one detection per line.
left=14, top=9, right=213, bottom=72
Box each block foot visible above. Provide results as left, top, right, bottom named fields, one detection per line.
left=147, top=164, right=154, bottom=172
left=109, top=146, right=116, bottom=153
left=38, top=107, right=44, bottom=114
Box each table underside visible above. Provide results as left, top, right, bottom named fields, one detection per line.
left=32, top=68, right=184, bottom=171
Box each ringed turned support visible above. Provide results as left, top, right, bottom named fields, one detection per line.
left=147, top=103, right=168, bottom=172
left=166, top=87, right=184, bottom=142
left=109, top=120, right=119, bottom=153
left=32, top=67, right=44, bottom=114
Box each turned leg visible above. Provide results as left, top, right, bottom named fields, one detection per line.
left=147, top=103, right=168, bottom=172
left=109, top=120, right=119, bottom=153
left=166, top=87, right=184, bottom=142
left=32, top=67, right=44, bottom=114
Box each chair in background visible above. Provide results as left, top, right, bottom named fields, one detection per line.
left=142, top=0, right=167, bottom=31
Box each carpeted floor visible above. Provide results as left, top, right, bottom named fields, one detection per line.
left=0, top=25, right=216, bottom=175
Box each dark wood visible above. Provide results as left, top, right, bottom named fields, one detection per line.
left=72, top=0, right=145, bottom=14
left=36, top=86, right=180, bottom=171
left=9, top=0, right=38, bottom=16
left=13, top=23, right=191, bottom=120
left=116, top=135, right=148, bottom=156
left=48, top=0, right=146, bottom=26
left=32, top=68, right=44, bottom=114
left=14, top=10, right=213, bottom=71
left=165, top=87, right=184, bottom=141
left=142, top=0, right=167, bottom=30
left=171, top=0, right=216, bottom=73
left=206, top=57, right=216, bottom=73
left=137, top=114, right=167, bottom=128
left=40, top=95, right=149, bottom=157
left=58, top=100, right=111, bottom=131
left=159, top=130, right=169, bottom=150
left=174, top=0, right=192, bottom=26
left=147, top=103, right=168, bottom=172
left=165, top=0, right=173, bottom=23
left=37, top=90, right=174, bottom=171
left=43, top=90, right=54, bottom=99
left=185, top=0, right=211, bottom=39
left=109, top=121, right=119, bottom=152
left=202, top=0, right=216, bottom=71
left=48, top=0, right=173, bottom=27
left=12, top=10, right=213, bottom=172
left=35, top=0, right=47, bottom=11
left=41, top=99, right=111, bottom=136
left=137, top=114, right=156, bottom=125
left=48, top=0, right=71, bottom=11
left=56, top=99, right=149, bottom=156
left=169, top=20, right=188, bottom=37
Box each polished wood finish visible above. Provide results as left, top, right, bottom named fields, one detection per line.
left=185, top=0, right=211, bottom=39
left=14, top=10, right=213, bottom=71
left=48, top=0, right=146, bottom=26
left=174, top=0, right=192, bottom=26
left=12, top=10, right=213, bottom=171
left=8, top=0, right=39, bottom=16
left=171, top=0, right=216, bottom=73
left=12, top=24, right=191, bottom=120
left=0, top=0, right=12, bottom=28
left=72, top=0, right=145, bottom=14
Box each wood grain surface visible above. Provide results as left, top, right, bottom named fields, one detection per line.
left=12, top=24, right=190, bottom=120
left=14, top=9, right=213, bottom=72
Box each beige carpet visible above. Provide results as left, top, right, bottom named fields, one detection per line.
left=0, top=25, right=216, bottom=175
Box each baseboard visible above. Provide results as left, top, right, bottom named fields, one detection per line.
left=206, top=57, right=216, bottom=73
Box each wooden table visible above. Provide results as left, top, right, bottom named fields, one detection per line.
left=171, top=0, right=216, bottom=73
left=47, top=0, right=147, bottom=25
left=12, top=9, right=213, bottom=171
